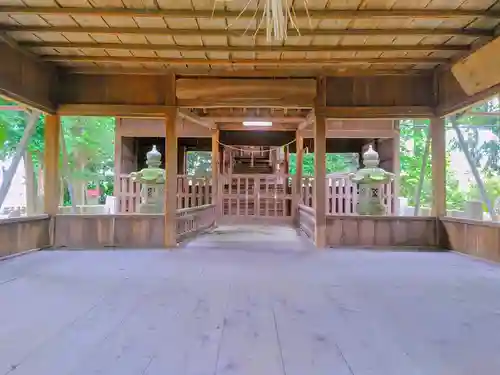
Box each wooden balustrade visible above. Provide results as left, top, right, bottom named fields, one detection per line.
left=300, top=175, right=395, bottom=215
left=117, top=174, right=212, bottom=213
left=220, top=174, right=294, bottom=221
left=117, top=173, right=396, bottom=217
left=176, top=204, right=216, bottom=240
left=177, top=176, right=212, bottom=209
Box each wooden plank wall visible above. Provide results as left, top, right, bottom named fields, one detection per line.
left=0, top=215, right=51, bottom=258
left=53, top=208, right=216, bottom=248
left=298, top=204, right=315, bottom=239
left=442, top=218, right=500, bottom=262
left=54, top=214, right=165, bottom=248
left=0, top=41, right=55, bottom=112
left=326, top=216, right=440, bottom=248
left=325, top=75, right=435, bottom=107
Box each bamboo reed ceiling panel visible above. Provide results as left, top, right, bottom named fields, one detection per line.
left=0, top=0, right=499, bottom=74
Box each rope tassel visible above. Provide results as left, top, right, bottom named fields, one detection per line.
left=213, top=0, right=309, bottom=42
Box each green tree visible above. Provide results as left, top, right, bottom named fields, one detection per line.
left=399, top=119, right=467, bottom=210
left=289, top=153, right=357, bottom=175
left=186, top=151, right=212, bottom=176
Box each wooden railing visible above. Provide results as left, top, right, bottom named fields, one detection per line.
left=118, top=173, right=396, bottom=216
left=177, top=176, right=212, bottom=209
left=220, top=174, right=294, bottom=220
left=118, top=174, right=212, bottom=213
left=300, top=175, right=396, bottom=215
left=176, top=204, right=216, bottom=240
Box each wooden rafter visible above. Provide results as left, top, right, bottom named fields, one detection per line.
left=42, top=56, right=448, bottom=65
left=1, top=25, right=493, bottom=38
left=24, top=42, right=469, bottom=53
left=1, top=6, right=499, bottom=19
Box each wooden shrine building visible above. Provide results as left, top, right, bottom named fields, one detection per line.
left=0, top=0, right=500, bottom=256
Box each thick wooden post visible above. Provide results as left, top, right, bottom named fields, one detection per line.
left=44, top=114, right=60, bottom=215
left=314, top=77, right=327, bottom=248
left=293, top=131, right=304, bottom=224
left=164, top=75, right=177, bottom=248
left=392, top=121, right=401, bottom=215
left=212, top=129, right=220, bottom=212
left=430, top=117, right=446, bottom=217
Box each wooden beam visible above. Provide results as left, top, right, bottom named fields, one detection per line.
left=178, top=109, right=215, bottom=129
left=430, top=117, right=446, bottom=217
left=314, top=77, right=327, bottom=248
left=217, top=123, right=298, bottom=131
left=322, top=106, right=435, bottom=119
left=210, top=116, right=304, bottom=124
left=3, top=25, right=492, bottom=38
left=451, top=36, right=500, bottom=96
left=57, top=104, right=171, bottom=117
left=42, top=55, right=448, bottom=66
left=27, top=42, right=469, bottom=53
left=62, top=66, right=434, bottom=77
left=43, top=114, right=60, bottom=216
left=1, top=6, right=499, bottom=19
left=176, top=78, right=316, bottom=108
left=164, top=73, right=177, bottom=248
left=298, top=110, right=315, bottom=130
left=465, top=111, right=500, bottom=117
left=436, top=66, right=500, bottom=116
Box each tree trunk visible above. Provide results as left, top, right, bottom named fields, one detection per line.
left=24, top=151, right=37, bottom=215
left=0, top=111, right=40, bottom=208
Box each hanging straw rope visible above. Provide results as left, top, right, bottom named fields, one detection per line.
left=212, top=0, right=311, bottom=42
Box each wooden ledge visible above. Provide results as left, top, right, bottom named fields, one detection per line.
left=441, top=216, right=500, bottom=228
left=0, top=214, right=49, bottom=225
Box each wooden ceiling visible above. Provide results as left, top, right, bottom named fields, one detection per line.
left=0, top=0, right=499, bottom=76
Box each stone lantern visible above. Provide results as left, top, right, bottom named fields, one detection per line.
left=129, top=145, right=166, bottom=213
left=349, top=145, right=394, bottom=215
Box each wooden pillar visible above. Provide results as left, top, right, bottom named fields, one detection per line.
left=430, top=117, right=446, bottom=217
left=164, top=74, right=177, bottom=248
left=293, top=131, right=304, bottom=225
left=212, top=129, right=220, bottom=213
left=44, top=114, right=60, bottom=215
left=113, top=117, right=122, bottom=196
left=314, top=77, right=327, bottom=248
left=392, top=121, right=401, bottom=215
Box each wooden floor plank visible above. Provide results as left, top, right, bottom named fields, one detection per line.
left=214, top=286, right=285, bottom=375
left=1, top=247, right=500, bottom=374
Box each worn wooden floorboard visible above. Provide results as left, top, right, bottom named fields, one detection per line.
left=1, top=232, right=500, bottom=374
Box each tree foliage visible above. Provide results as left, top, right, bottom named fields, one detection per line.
left=289, top=153, right=358, bottom=175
